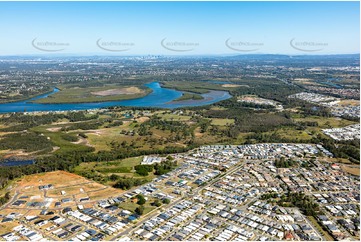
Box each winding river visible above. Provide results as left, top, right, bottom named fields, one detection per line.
left=0, top=82, right=231, bottom=113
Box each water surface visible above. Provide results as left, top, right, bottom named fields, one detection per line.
left=0, top=82, right=231, bottom=113
left=0, top=159, right=35, bottom=167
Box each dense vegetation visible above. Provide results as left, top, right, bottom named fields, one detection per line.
left=134, top=164, right=154, bottom=176
left=0, top=192, right=10, bottom=206
left=133, top=159, right=178, bottom=177
left=0, top=132, right=53, bottom=153
left=318, top=137, right=360, bottom=163
left=274, top=157, right=297, bottom=168
left=113, top=178, right=149, bottom=190
left=0, top=111, right=99, bottom=132
left=201, top=102, right=293, bottom=138
left=278, top=192, right=322, bottom=216
left=138, top=116, right=192, bottom=139
left=174, top=93, right=203, bottom=101
left=260, top=192, right=279, bottom=200
left=61, top=120, right=104, bottom=131
left=60, top=133, right=79, bottom=142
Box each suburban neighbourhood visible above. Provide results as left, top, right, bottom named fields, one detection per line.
left=1, top=144, right=359, bottom=241
left=289, top=92, right=360, bottom=118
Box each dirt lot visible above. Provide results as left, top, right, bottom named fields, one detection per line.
left=10, top=171, right=124, bottom=209
left=91, top=86, right=143, bottom=96
left=341, top=165, right=360, bottom=176
left=46, top=127, right=62, bottom=132
left=338, top=99, right=360, bottom=106
left=319, top=157, right=359, bottom=176
left=135, top=116, right=150, bottom=123
left=222, top=84, right=249, bottom=88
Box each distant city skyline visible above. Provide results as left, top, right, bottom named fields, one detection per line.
left=0, top=1, right=359, bottom=55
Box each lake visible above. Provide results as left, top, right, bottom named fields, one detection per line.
left=0, top=159, right=35, bottom=167
left=0, top=82, right=231, bottom=113
left=315, top=78, right=343, bottom=89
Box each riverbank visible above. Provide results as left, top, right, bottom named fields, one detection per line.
left=33, top=86, right=152, bottom=104
left=0, top=87, right=54, bottom=104
left=173, top=92, right=204, bottom=102
left=0, top=82, right=232, bottom=113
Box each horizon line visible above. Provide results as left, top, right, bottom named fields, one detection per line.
left=0, top=53, right=360, bottom=58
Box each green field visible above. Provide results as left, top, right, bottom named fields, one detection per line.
left=173, top=93, right=203, bottom=101
left=31, top=125, right=93, bottom=154
left=73, top=157, right=145, bottom=177
left=161, top=80, right=231, bottom=94
left=157, top=113, right=192, bottom=121
left=257, top=115, right=358, bottom=142
left=266, top=128, right=313, bottom=141
left=210, top=118, right=235, bottom=126
left=293, top=115, right=356, bottom=128
left=34, top=85, right=151, bottom=104
left=72, top=156, right=158, bottom=186
left=118, top=199, right=157, bottom=215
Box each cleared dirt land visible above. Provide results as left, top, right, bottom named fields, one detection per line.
left=91, top=87, right=143, bottom=96
left=341, top=165, right=360, bottom=176
left=338, top=99, right=360, bottom=106
left=222, top=84, right=249, bottom=88
left=319, top=157, right=359, bottom=176
left=12, top=171, right=123, bottom=208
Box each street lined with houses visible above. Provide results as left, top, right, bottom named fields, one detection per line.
left=1, top=144, right=359, bottom=241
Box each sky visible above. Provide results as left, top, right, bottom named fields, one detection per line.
left=0, top=1, right=359, bottom=55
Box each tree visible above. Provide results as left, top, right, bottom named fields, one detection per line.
left=121, top=140, right=128, bottom=148
left=134, top=165, right=153, bottom=176
left=152, top=199, right=162, bottom=207
left=166, top=155, right=174, bottom=161
left=109, top=174, right=120, bottom=181
left=135, top=205, right=144, bottom=215
left=162, top=198, right=170, bottom=204
left=136, top=194, right=146, bottom=205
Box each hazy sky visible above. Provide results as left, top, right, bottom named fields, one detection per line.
left=0, top=1, right=359, bottom=55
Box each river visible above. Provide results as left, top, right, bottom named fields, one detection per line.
left=0, top=82, right=231, bottom=113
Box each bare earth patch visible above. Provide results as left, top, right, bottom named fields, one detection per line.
left=222, top=84, right=249, bottom=88
left=1, top=149, right=37, bottom=159
left=46, top=127, right=62, bottom=132
left=136, top=117, right=150, bottom=123
left=91, top=87, right=143, bottom=96
left=71, top=136, right=93, bottom=147
left=86, top=129, right=107, bottom=136
left=294, top=78, right=312, bottom=81
left=194, top=127, right=204, bottom=137
left=338, top=99, right=360, bottom=106
left=13, top=171, right=124, bottom=205
left=341, top=165, right=360, bottom=176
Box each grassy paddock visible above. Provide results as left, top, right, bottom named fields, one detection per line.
left=341, top=165, right=360, bottom=176
left=293, top=115, right=357, bottom=128
left=73, top=156, right=153, bottom=181
left=157, top=113, right=192, bottom=121
left=118, top=199, right=156, bottom=215
left=210, top=118, right=235, bottom=126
